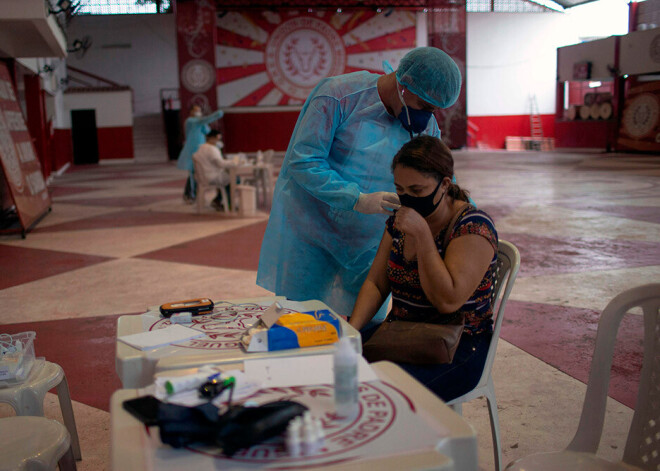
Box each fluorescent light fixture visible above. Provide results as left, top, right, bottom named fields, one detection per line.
left=589, top=81, right=602, bottom=88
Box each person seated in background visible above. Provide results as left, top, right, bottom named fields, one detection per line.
left=348, top=135, right=498, bottom=402
left=192, top=130, right=231, bottom=211
left=177, top=105, right=224, bottom=204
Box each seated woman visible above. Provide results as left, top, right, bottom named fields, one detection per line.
left=348, top=135, right=498, bottom=402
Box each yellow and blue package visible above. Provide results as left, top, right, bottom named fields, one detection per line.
left=268, top=310, right=340, bottom=351
left=241, top=309, right=341, bottom=352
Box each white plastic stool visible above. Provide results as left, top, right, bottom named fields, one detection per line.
left=236, top=184, right=257, bottom=216
left=0, top=416, right=76, bottom=471
left=0, top=360, right=81, bottom=461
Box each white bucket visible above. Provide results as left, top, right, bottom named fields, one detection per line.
left=236, top=184, right=257, bottom=217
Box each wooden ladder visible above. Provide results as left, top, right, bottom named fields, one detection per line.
left=529, top=95, right=543, bottom=150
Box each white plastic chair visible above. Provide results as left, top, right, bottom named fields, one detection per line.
left=0, top=360, right=81, bottom=461
left=505, top=283, right=660, bottom=471
left=192, top=155, right=229, bottom=213
left=0, top=416, right=76, bottom=471
left=446, top=239, right=521, bottom=471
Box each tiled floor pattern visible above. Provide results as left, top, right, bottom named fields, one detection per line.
left=0, top=150, right=658, bottom=470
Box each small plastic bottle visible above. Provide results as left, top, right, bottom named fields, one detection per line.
left=302, top=419, right=316, bottom=455
left=286, top=420, right=302, bottom=457
left=333, top=337, right=359, bottom=420
left=314, top=417, right=325, bottom=453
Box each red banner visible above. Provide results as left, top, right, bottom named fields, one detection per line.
left=176, top=0, right=219, bottom=116
left=428, top=5, right=467, bottom=149
left=215, top=10, right=417, bottom=107
left=0, top=62, right=51, bottom=235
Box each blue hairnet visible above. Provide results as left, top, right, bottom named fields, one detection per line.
left=396, top=47, right=462, bottom=109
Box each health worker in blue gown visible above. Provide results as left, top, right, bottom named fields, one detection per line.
left=257, top=47, right=462, bottom=321
left=177, top=104, right=224, bottom=203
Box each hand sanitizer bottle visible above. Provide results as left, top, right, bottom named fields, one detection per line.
left=333, top=337, right=358, bottom=420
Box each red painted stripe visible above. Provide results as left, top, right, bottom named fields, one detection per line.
left=97, top=126, right=134, bottom=160
left=216, top=63, right=267, bottom=85
left=0, top=314, right=126, bottom=411
left=221, top=111, right=300, bottom=153
left=53, top=129, right=73, bottom=170
left=237, top=12, right=279, bottom=37
left=335, top=10, right=379, bottom=37
left=468, top=115, right=556, bottom=150
left=231, top=82, right=277, bottom=107
left=555, top=119, right=613, bottom=148
left=216, top=27, right=266, bottom=51
left=345, top=27, right=415, bottom=55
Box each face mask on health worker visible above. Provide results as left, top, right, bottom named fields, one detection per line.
left=396, top=86, right=433, bottom=135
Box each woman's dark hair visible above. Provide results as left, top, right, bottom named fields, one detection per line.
left=391, top=135, right=470, bottom=202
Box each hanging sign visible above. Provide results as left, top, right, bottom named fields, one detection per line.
left=0, top=62, right=51, bottom=236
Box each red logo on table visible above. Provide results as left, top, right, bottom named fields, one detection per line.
left=190, top=383, right=398, bottom=463
left=265, top=17, right=345, bottom=100
left=149, top=304, right=296, bottom=350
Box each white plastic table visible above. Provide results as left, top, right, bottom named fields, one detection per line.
left=116, top=297, right=362, bottom=389
left=110, top=361, right=478, bottom=471
left=225, top=161, right=274, bottom=212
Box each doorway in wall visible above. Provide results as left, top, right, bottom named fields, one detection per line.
left=71, top=109, right=99, bottom=164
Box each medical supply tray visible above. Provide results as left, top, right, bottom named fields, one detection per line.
left=0, top=331, right=36, bottom=387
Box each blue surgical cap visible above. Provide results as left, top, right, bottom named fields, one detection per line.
left=396, top=47, right=462, bottom=109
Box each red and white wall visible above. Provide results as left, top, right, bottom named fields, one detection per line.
left=218, top=9, right=422, bottom=152
left=465, top=6, right=628, bottom=150
left=55, top=89, right=134, bottom=162
left=62, top=4, right=629, bottom=152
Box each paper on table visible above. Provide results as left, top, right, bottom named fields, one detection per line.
left=117, top=324, right=205, bottom=351
left=244, top=353, right=378, bottom=388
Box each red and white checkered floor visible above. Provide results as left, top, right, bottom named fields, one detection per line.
left=1, top=149, right=658, bottom=470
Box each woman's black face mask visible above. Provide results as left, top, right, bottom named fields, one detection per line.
left=399, top=181, right=444, bottom=218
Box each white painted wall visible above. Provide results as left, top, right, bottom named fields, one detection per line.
left=62, top=90, right=133, bottom=128
left=466, top=0, right=629, bottom=116
left=467, top=12, right=568, bottom=116
left=66, top=14, right=178, bottom=116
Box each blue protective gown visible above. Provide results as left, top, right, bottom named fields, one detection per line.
left=257, top=71, right=440, bottom=319
left=176, top=110, right=224, bottom=173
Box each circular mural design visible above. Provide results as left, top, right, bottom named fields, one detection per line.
left=265, top=17, right=346, bottom=100
left=181, top=59, right=216, bottom=93
left=622, top=93, right=659, bottom=139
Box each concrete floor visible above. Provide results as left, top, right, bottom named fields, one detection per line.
left=0, top=148, right=658, bottom=470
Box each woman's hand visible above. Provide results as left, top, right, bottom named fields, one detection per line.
left=394, top=207, right=429, bottom=238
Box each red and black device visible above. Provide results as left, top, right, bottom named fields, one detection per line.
left=159, top=298, right=214, bottom=318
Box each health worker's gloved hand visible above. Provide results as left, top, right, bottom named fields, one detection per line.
left=354, top=192, right=401, bottom=215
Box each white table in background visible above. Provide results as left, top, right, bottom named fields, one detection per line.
left=116, top=297, right=361, bottom=389
left=110, top=361, right=478, bottom=471
left=225, top=160, right=274, bottom=211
